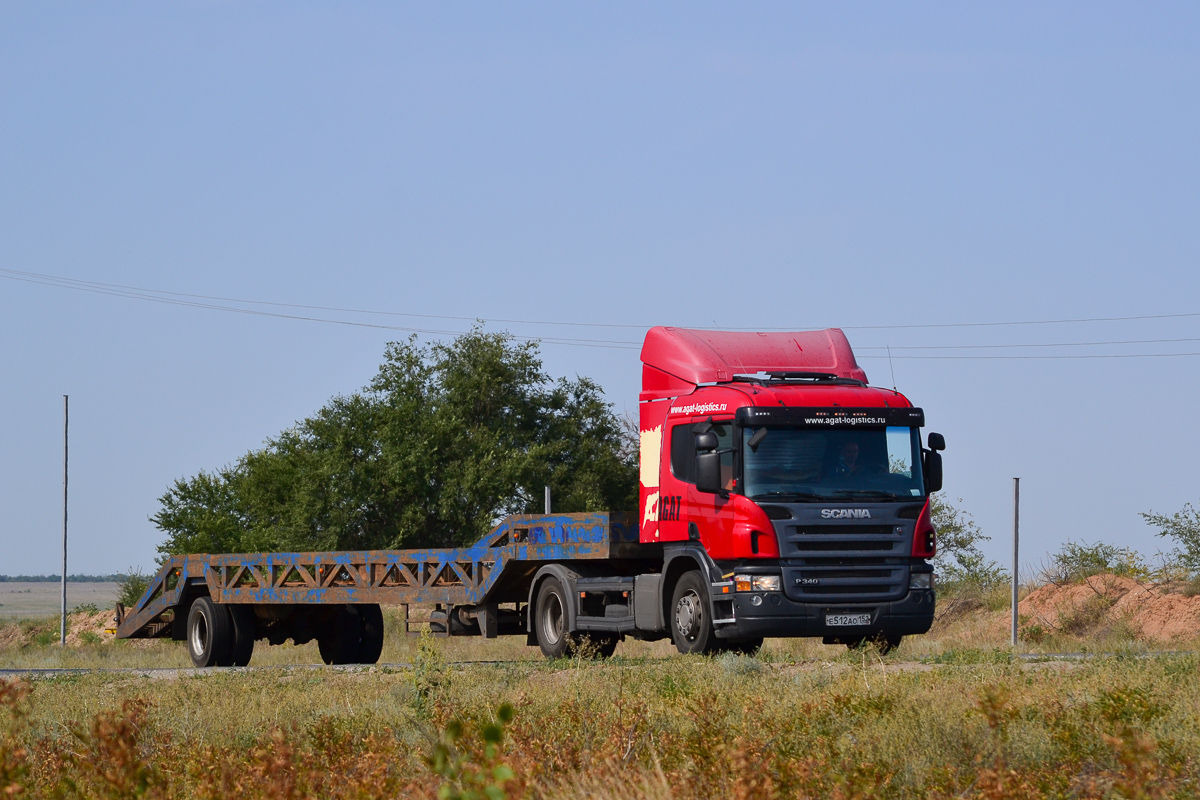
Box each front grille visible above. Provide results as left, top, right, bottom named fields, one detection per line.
left=779, top=521, right=910, bottom=602
left=792, top=525, right=893, bottom=536
left=792, top=540, right=894, bottom=552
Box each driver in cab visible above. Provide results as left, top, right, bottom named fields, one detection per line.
left=832, top=441, right=864, bottom=477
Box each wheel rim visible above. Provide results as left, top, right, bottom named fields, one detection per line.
left=675, top=589, right=702, bottom=642
left=190, top=612, right=208, bottom=657
left=541, top=591, right=564, bottom=646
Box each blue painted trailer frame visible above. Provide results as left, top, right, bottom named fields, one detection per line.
left=115, top=512, right=640, bottom=640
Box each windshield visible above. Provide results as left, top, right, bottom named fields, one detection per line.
left=742, top=425, right=925, bottom=501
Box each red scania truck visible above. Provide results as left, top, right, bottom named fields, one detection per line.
left=117, top=327, right=944, bottom=665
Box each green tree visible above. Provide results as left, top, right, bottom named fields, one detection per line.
left=930, top=496, right=1008, bottom=587
left=1141, top=502, right=1200, bottom=577
left=153, top=330, right=638, bottom=557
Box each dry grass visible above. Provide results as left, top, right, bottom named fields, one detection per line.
left=4, top=645, right=1200, bottom=798
left=3, top=593, right=1200, bottom=797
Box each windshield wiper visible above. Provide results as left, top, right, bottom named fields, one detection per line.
left=750, top=492, right=826, bottom=502
left=828, top=490, right=907, bottom=500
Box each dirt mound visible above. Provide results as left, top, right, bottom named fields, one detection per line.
left=0, top=609, right=119, bottom=649
left=1016, top=574, right=1200, bottom=642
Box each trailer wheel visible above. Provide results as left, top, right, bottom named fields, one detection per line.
left=187, top=596, right=234, bottom=667
left=317, top=605, right=362, bottom=665
left=228, top=605, right=257, bottom=667
left=670, top=571, right=715, bottom=655
left=535, top=577, right=572, bottom=658
left=355, top=604, right=385, bottom=664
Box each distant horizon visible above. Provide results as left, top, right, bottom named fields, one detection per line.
left=0, top=575, right=122, bottom=583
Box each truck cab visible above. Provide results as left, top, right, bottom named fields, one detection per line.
left=636, top=326, right=943, bottom=653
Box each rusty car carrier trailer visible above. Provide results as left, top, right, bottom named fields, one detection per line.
left=117, top=326, right=946, bottom=666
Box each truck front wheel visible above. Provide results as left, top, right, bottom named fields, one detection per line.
left=670, top=571, right=715, bottom=655
left=187, top=596, right=234, bottom=667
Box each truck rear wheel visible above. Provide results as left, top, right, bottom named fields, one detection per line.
left=535, top=577, right=572, bottom=658
left=355, top=604, right=385, bottom=664
left=317, top=605, right=362, bottom=665
left=187, top=596, right=234, bottom=667
left=670, top=571, right=715, bottom=655
left=228, top=604, right=256, bottom=667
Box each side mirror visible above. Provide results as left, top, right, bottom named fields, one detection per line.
left=696, top=451, right=721, bottom=494
left=924, top=450, right=943, bottom=494
left=927, top=432, right=946, bottom=451
left=695, top=431, right=718, bottom=452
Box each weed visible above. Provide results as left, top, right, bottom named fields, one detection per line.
left=426, top=703, right=515, bottom=800
left=1059, top=593, right=1116, bottom=635
left=412, top=631, right=450, bottom=716
left=1020, top=623, right=1047, bottom=644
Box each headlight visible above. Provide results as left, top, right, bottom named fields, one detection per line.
left=752, top=575, right=780, bottom=592
left=734, top=575, right=753, bottom=592
left=909, top=573, right=933, bottom=590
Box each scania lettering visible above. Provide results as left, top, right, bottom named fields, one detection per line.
left=116, top=327, right=945, bottom=664
left=821, top=509, right=873, bottom=519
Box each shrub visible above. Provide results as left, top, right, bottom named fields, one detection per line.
left=1141, top=502, right=1200, bottom=578
left=116, top=568, right=150, bottom=609
left=1042, top=540, right=1150, bottom=585
left=930, top=496, right=1008, bottom=588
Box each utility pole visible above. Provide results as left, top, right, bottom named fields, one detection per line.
left=1011, top=477, right=1020, bottom=649
left=61, top=395, right=68, bottom=647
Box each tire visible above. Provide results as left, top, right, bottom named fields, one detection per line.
left=718, top=638, right=763, bottom=656
left=355, top=604, right=385, bottom=664
left=535, top=577, right=572, bottom=659
left=227, top=604, right=257, bottom=667
left=670, top=571, right=716, bottom=655
left=187, top=596, right=234, bottom=667
left=317, top=605, right=363, bottom=665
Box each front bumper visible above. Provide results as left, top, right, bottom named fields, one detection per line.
left=713, top=588, right=935, bottom=640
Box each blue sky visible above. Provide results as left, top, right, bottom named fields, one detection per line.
left=2, top=3, right=1198, bottom=575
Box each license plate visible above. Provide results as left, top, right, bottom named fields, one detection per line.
left=826, top=613, right=872, bottom=627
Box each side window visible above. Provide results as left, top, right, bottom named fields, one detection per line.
left=670, top=424, right=694, bottom=483
left=670, top=421, right=734, bottom=486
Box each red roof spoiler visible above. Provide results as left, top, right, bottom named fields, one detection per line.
left=640, top=326, right=868, bottom=390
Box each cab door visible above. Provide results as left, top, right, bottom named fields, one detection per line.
left=657, top=418, right=694, bottom=542
left=685, top=418, right=736, bottom=553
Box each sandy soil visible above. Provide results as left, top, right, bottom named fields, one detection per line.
left=1014, top=574, right=1200, bottom=642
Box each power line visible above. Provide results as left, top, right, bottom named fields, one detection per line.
left=0, top=270, right=642, bottom=350
left=8, top=266, right=1200, bottom=361
left=5, top=266, right=1200, bottom=334
left=858, top=351, right=1200, bottom=360
left=857, top=336, right=1200, bottom=351
left=0, top=267, right=651, bottom=332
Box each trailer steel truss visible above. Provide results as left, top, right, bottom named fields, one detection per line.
left=116, top=512, right=637, bottom=640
